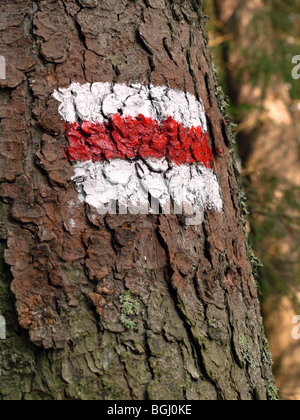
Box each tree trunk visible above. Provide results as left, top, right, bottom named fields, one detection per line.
left=0, top=0, right=276, bottom=400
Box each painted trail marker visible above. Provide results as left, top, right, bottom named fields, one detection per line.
left=54, top=83, right=222, bottom=225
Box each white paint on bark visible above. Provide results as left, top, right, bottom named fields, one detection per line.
left=54, top=83, right=207, bottom=131
left=71, top=159, right=222, bottom=222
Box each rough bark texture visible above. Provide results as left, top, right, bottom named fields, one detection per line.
left=0, top=0, right=276, bottom=400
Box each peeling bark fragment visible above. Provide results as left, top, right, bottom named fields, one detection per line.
left=41, top=34, right=69, bottom=63
left=78, top=0, right=98, bottom=8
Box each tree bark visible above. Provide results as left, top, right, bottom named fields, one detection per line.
left=0, top=0, right=276, bottom=400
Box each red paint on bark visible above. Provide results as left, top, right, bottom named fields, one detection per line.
left=64, top=114, right=214, bottom=167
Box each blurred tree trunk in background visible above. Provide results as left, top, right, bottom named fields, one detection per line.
left=0, top=0, right=276, bottom=400
left=212, top=0, right=300, bottom=399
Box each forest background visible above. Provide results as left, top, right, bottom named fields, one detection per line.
left=203, top=0, right=300, bottom=400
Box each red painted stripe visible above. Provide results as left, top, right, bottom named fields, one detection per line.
left=64, top=114, right=214, bottom=167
